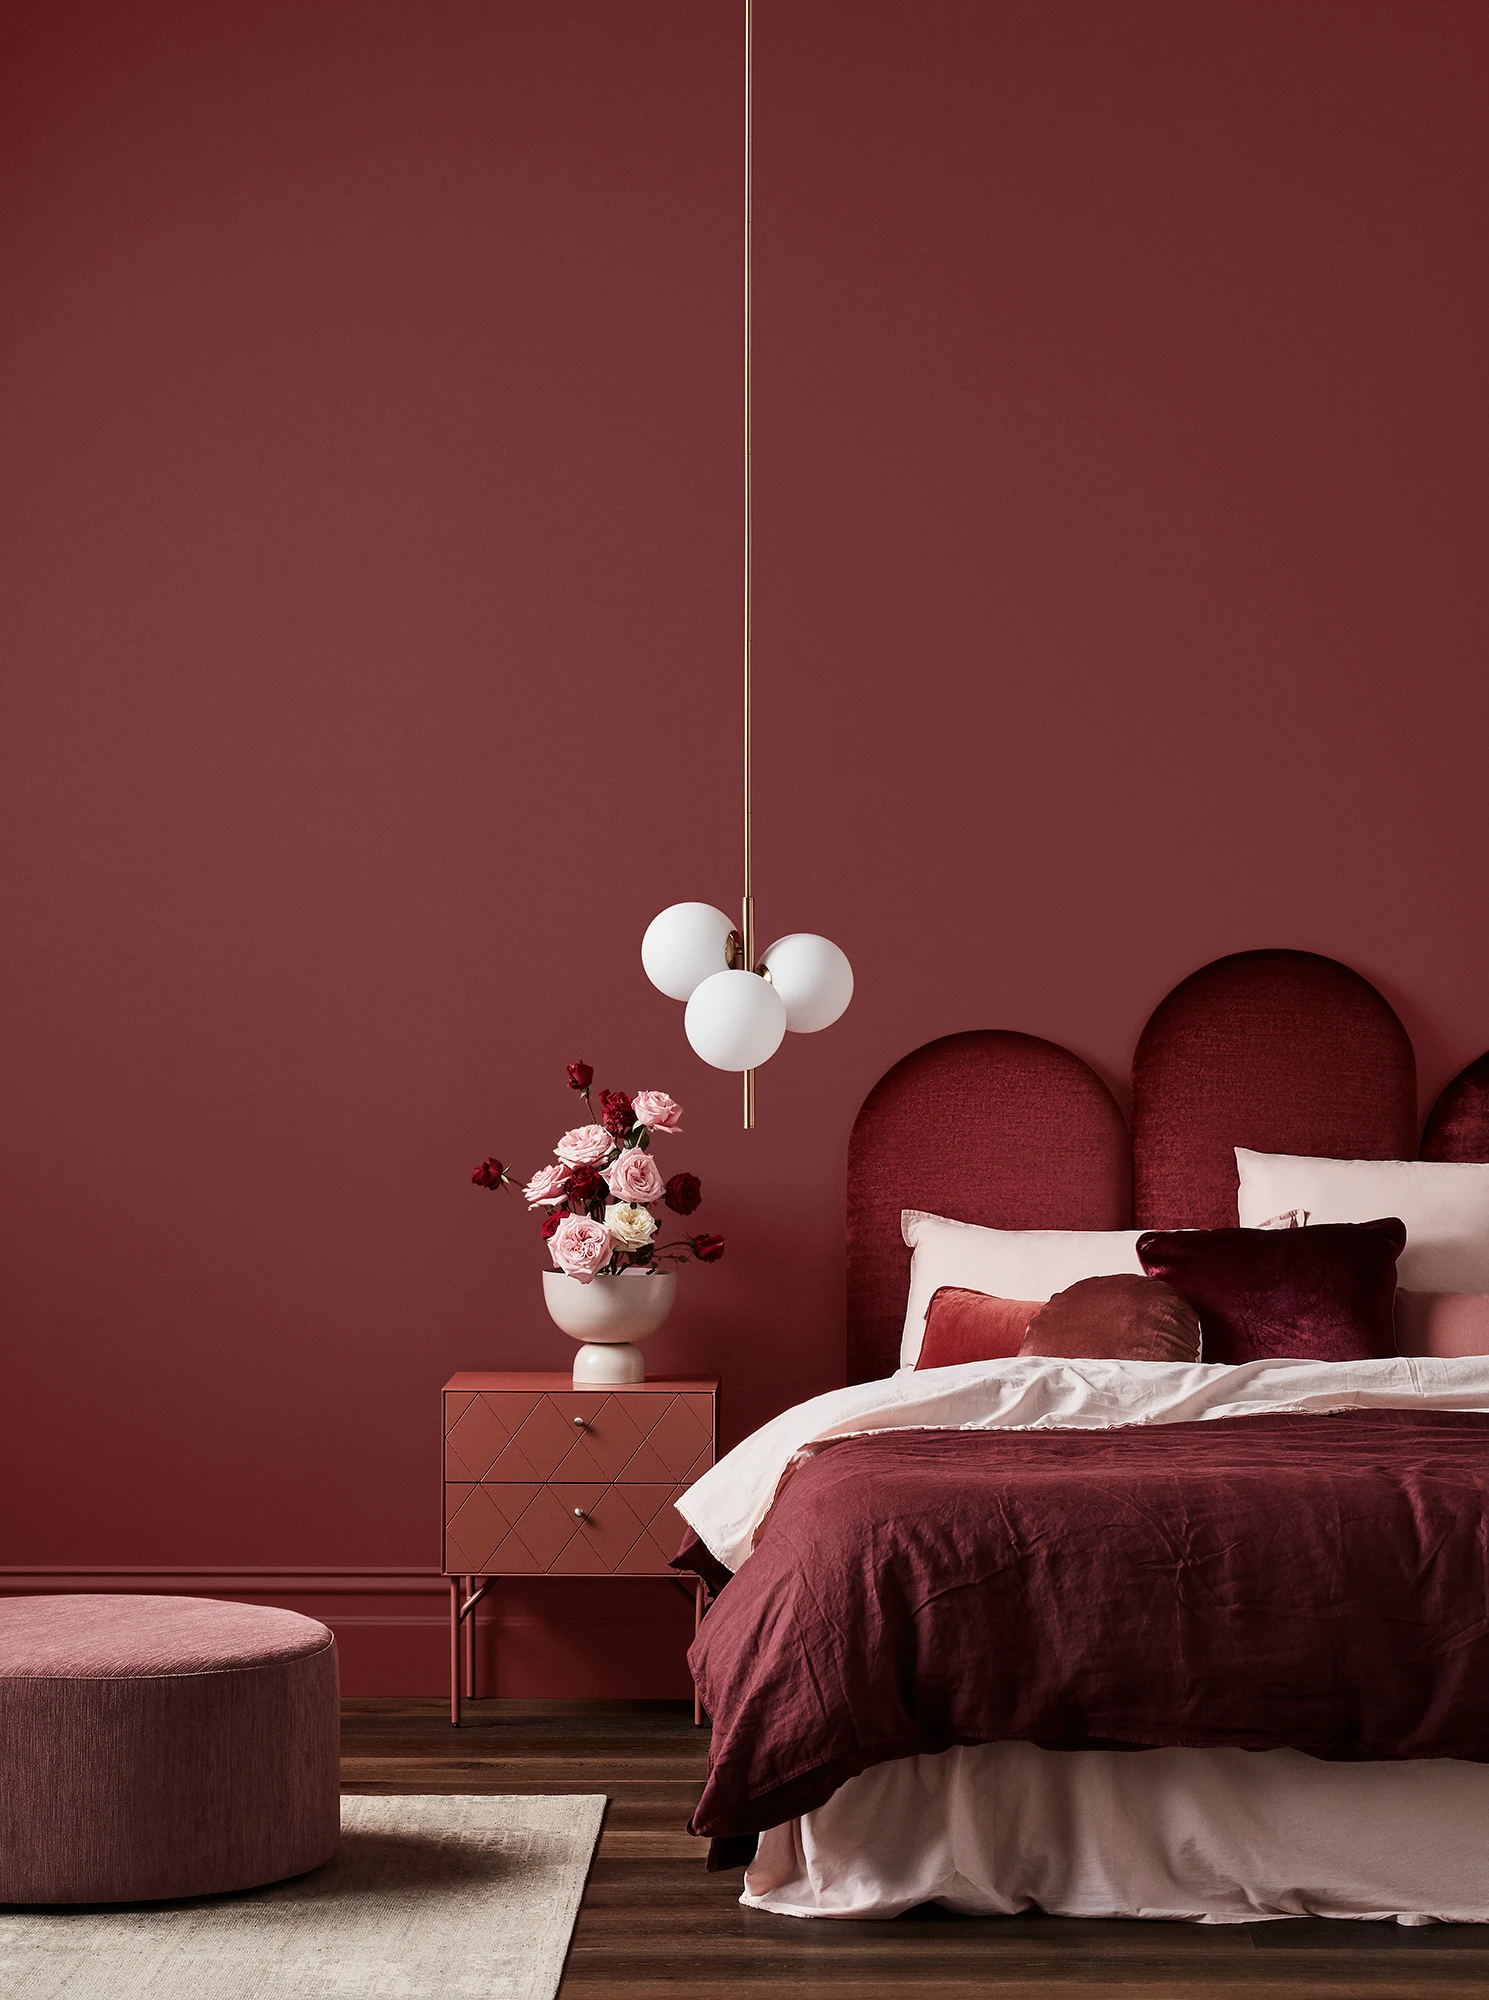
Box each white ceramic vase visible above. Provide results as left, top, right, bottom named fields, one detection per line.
left=542, top=1269, right=677, bottom=1385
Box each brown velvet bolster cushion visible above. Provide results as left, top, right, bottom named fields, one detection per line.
left=1137, top=1216, right=1406, bottom=1365
left=916, top=1286, right=1039, bottom=1368
left=1019, top=1273, right=1201, bottom=1363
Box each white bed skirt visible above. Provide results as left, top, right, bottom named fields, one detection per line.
left=742, top=1741, right=1489, bottom=1923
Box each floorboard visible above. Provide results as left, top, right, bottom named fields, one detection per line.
left=340, top=1698, right=1489, bottom=1996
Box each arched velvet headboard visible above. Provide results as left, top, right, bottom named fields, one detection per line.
left=846, top=1031, right=1130, bottom=1384
left=1423, top=1052, right=1489, bottom=1161
left=1131, top=950, right=1417, bottom=1228
left=846, top=955, right=1488, bottom=1383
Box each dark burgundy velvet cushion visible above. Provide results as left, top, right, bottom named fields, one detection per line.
left=1020, top=1273, right=1201, bottom=1363
left=1137, top=1217, right=1406, bottom=1365
left=915, top=1287, right=1039, bottom=1369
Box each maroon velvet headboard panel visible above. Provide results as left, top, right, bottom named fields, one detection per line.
left=1422, top=1052, right=1489, bottom=1162
left=1131, top=949, right=1417, bottom=1229
left=846, top=1031, right=1131, bottom=1384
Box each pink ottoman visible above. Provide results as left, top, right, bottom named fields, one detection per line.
left=0, top=1594, right=340, bottom=1904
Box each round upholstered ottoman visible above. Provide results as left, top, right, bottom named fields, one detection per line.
left=0, top=1595, right=340, bottom=1904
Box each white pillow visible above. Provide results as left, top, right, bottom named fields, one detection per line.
left=898, top=1210, right=1145, bottom=1368
left=1235, top=1149, right=1489, bottom=1291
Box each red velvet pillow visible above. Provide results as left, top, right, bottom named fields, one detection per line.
left=1019, top=1273, right=1201, bottom=1363
left=1137, top=1217, right=1406, bottom=1365
left=915, top=1287, right=1039, bottom=1369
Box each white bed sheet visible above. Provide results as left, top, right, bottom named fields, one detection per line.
left=745, top=1742, right=1489, bottom=1924
left=679, top=1351, right=1489, bottom=1572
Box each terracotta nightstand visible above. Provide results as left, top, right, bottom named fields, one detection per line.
left=441, top=1372, right=718, bottom=1725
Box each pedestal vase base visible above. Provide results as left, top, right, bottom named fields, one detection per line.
left=572, top=1340, right=645, bottom=1385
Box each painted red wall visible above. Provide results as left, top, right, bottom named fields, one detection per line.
left=3, top=0, right=1486, bottom=1694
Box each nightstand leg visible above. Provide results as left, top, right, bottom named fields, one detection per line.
left=463, top=1574, right=476, bottom=1701
left=449, top=1578, right=462, bottom=1729
left=693, top=1578, right=705, bottom=1727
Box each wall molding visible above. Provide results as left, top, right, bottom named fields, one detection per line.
left=0, top=1567, right=697, bottom=1619
left=0, top=1567, right=699, bottom=1696
left=0, top=1566, right=445, bottom=1595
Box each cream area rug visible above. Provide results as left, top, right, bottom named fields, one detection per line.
left=0, top=1794, right=606, bottom=2000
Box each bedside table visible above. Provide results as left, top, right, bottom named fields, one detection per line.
left=441, top=1372, right=718, bottom=1726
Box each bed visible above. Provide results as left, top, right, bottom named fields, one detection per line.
left=673, top=948, right=1489, bottom=1923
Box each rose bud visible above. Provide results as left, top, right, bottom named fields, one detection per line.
left=599, top=1089, right=635, bottom=1139
left=567, top=1062, right=594, bottom=1092
left=540, top=1208, right=567, bottom=1240
left=566, top=1163, right=604, bottom=1202
left=471, top=1158, right=506, bottom=1190
left=664, top=1172, right=702, bottom=1216
left=692, top=1234, right=725, bottom=1262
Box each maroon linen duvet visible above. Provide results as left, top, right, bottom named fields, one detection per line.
left=675, top=1411, right=1489, bottom=1846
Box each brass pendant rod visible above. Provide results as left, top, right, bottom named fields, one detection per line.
left=742, top=0, right=755, bottom=1131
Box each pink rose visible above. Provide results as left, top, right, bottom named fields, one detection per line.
left=603, top=1146, right=666, bottom=1205
left=522, top=1163, right=570, bottom=1209
left=548, top=1212, right=613, bottom=1282
left=554, top=1124, right=614, bottom=1167
left=632, top=1090, right=683, bottom=1134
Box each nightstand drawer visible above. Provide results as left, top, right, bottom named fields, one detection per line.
left=444, top=1480, right=690, bottom=1576
left=444, top=1388, right=714, bottom=1485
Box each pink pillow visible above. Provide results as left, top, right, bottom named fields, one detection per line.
left=1395, top=1290, right=1489, bottom=1358
left=915, top=1287, right=1039, bottom=1369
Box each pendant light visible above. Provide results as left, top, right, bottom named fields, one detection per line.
left=641, top=0, right=853, bottom=1129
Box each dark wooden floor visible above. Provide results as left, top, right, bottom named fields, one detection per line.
left=341, top=1699, right=1489, bottom=1997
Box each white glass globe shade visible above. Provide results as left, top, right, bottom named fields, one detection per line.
left=684, top=969, right=787, bottom=1071
left=641, top=902, right=735, bottom=1002
left=760, top=933, right=854, bottom=1033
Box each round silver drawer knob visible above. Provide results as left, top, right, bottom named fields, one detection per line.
left=573, top=1507, right=586, bottom=1520
left=572, top=1416, right=586, bottom=1428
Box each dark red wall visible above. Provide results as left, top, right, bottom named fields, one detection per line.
left=3, top=0, right=1486, bottom=1694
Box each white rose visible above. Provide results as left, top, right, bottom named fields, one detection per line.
left=605, top=1201, right=658, bottom=1251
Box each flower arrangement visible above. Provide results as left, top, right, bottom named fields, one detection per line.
left=471, top=1063, right=724, bottom=1284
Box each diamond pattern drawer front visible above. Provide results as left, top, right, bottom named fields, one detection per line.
left=444, top=1389, right=714, bottom=1486
left=444, top=1481, right=692, bottom=1577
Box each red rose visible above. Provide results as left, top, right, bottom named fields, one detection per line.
left=540, top=1208, right=567, bottom=1240
left=471, top=1158, right=506, bottom=1190
left=566, top=1163, right=604, bottom=1202
left=664, top=1173, right=702, bottom=1216
left=567, top=1062, right=594, bottom=1092
left=599, top=1089, right=635, bottom=1139
left=692, top=1234, right=725, bottom=1262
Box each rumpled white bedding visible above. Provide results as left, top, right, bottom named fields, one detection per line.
left=677, top=1352, right=1489, bottom=1572
left=681, top=1353, right=1489, bottom=1925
